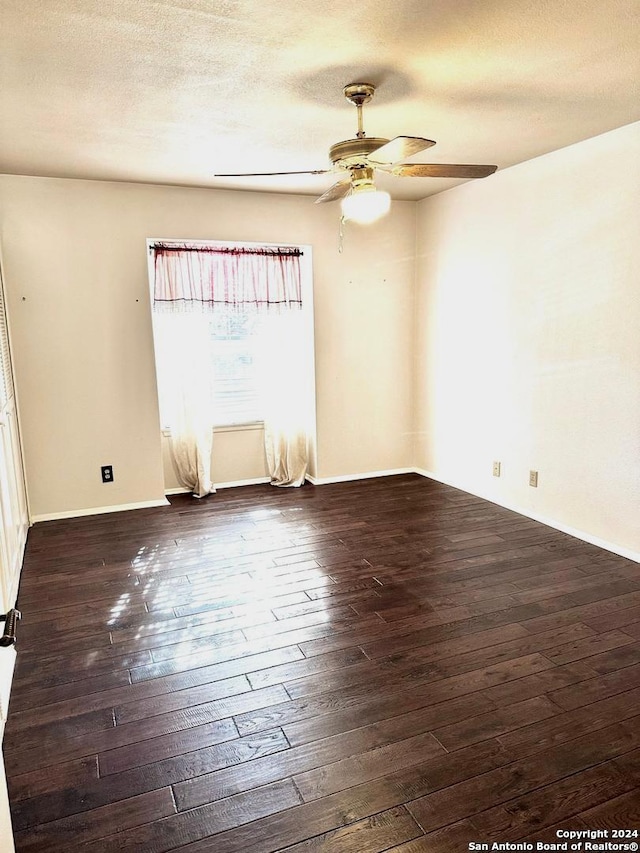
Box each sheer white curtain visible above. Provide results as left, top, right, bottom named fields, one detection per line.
left=153, top=312, right=215, bottom=498
left=258, top=311, right=309, bottom=487
left=152, top=243, right=309, bottom=495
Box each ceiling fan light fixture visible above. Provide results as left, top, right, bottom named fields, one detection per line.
left=341, top=186, right=391, bottom=224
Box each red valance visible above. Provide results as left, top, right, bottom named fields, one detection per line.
left=153, top=244, right=303, bottom=311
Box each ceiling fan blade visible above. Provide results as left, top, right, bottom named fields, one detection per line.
left=369, top=136, right=436, bottom=164
left=214, top=169, right=331, bottom=177
left=314, top=179, right=352, bottom=204
left=392, top=163, right=498, bottom=178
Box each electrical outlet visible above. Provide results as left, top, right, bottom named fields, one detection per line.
left=493, top=461, right=501, bottom=477
left=101, top=465, right=114, bottom=483
left=529, top=470, right=538, bottom=488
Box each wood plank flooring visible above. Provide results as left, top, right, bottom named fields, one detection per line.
left=4, top=474, right=640, bottom=851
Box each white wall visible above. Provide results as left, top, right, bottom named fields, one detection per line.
left=414, top=121, right=640, bottom=557
left=0, top=176, right=416, bottom=519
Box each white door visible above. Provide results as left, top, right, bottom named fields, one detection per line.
left=0, top=642, right=16, bottom=853
left=0, top=258, right=28, bottom=852
left=0, top=399, right=27, bottom=606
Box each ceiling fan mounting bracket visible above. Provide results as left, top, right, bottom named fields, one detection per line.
left=343, top=83, right=376, bottom=107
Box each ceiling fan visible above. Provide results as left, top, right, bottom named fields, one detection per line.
left=215, top=83, right=498, bottom=223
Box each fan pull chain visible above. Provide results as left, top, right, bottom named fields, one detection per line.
left=338, top=215, right=345, bottom=253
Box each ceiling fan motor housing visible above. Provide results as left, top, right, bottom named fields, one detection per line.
left=329, top=137, right=390, bottom=169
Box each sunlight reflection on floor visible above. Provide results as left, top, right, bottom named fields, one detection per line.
left=114, top=511, right=333, bottom=644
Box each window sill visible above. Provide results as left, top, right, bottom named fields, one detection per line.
left=162, top=422, right=264, bottom=438
left=214, top=422, right=264, bottom=434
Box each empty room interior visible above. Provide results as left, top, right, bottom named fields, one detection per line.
left=0, top=0, right=639, bottom=850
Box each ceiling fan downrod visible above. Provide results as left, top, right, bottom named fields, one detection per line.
left=343, top=83, right=375, bottom=139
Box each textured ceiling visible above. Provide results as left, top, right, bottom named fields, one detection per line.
left=1, top=0, right=639, bottom=200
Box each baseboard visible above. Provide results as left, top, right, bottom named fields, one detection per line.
left=306, top=467, right=414, bottom=486
left=414, top=467, right=640, bottom=564
left=165, top=477, right=271, bottom=497
left=217, top=477, right=271, bottom=490
left=32, top=498, right=170, bottom=523
left=168, top=470, right=412, bottom=492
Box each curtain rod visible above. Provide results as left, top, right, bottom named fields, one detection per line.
left=150, top=243, right=303, bottom=257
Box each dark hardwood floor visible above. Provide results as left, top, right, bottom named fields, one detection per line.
left=4, top=474, right=640, bottom=852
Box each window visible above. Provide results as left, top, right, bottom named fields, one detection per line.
left=149, top=240, right=312, bottom=431
left=209, top=308, right=263, bottom=426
